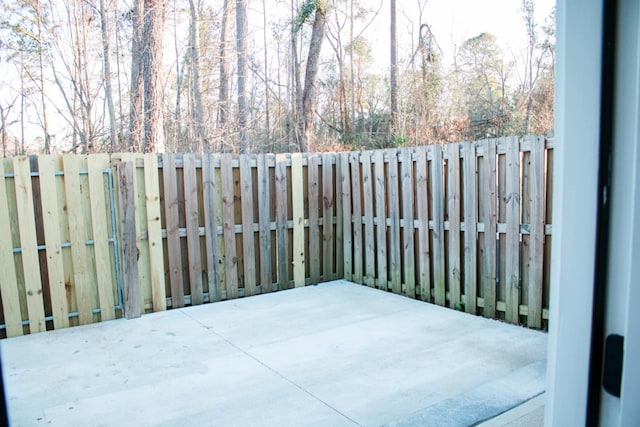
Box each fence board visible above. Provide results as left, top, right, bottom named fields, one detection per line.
left=213, top=155, right=226, bottom=298
left=527, top=136, right=545, bottom=327
left=258, top=154, right=272, bottom=293
left=335, top=155, right=344, bottom=279
left=203, top=153, right=221, bottom=301
left=415, top=147, right=431, bottom=301
left=308, top=154, right=320, bottom=284
left=87, top=155, right=117, bottom=320
left=143, top=154, right=166, bottom=312
left=482, top=140, right=497, bottom=318
left=400, top=148, right=416, bottom=297
left=350, top=152, right=363, bottom=283
left=373, top=150, right=388, bottom=290
left=0, top=160, right=23, bottom=337
left=463, top=141, right=477, bottom=314
left=322, top=153, right=334, bottom=280
left=505, top=136, right=521, bottom=323
left=37, top=156, right=68, bottom=329
left=340, top=153, right=352, bottom=281
left=362, top=152, right=375, bottom=287
left=387, top=150, right=401, bottom=294
left=240, top=155, right=257, bottom=297
left=183, top=154, right=203, bottom=305
left=117, top=161, right=140, bottom=319
left=275, top=154, right=289, bottom=289
left=291, top=153, right=305, bottom=287
left=221, top=154, right=239, bottom=298
left=431, top=145, right=446, bottom=306
left=447, top=144, right=461, bottom=308
left=62, top=156, right=95, bottom=326
left=162, top=154, right=184, bottom=308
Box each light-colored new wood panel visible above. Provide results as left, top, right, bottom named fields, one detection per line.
left=462, top=141, right=477, bottom=314
left=373, top=150, right=388, bottom=290
left=142, top=153, right=166, bottom=312
left=447, top=143, right=461, bottom=308
left=239, top=154, right=256, bottom=297
left=415, top=147, right=431, bottom=301
left=87, top=154, right=117, bottom=320
left=0, top=160, right=24, bottom=336
left=505, top=136, right=521, bottom=324
left=291, top=153, right=305, bottom=287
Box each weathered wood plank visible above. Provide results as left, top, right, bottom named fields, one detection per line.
left=431, top=145, right=446, bottom=306
left=62, top=156, right=93, bottom=326
left=213, top=155, right=226, bottom=298
left=462, top=141, right=477, bottom=314
left=37, top=156, right=68, bottom=329
left=308, top=154, right=320, bottom=283
left=322, top=153, right=334, bottom=280
left=143, top=153, right=166, bottom=312
left=87, top=155, right=117, bottom=320
left=161, top=154, right=184, bottom=308
left=203, top=153, right=221, bottom=301
left=335, top=154, right=344, bottom=279
left=362, top=151, right=375, bottom=287
left=349, top=152, right=363, bottom=283
left=275, top=154, right=289, bottom=289
left=240, top=155, right=257, bottom=297
left=0, top=160, right=24, bottom=336
left=482, top=139, right=497, bottom=318
left=373, top=150, right=388, bottom=290
left=415, top=146, right=431, bottom=301
left=401, top=148, right=416, bottom=297
left=291, top=153, right=305, bottom=287
left=221, top=154, right=239, bottom=298
left=117, top=161, right=140, bottom=319
left=505, top=136, right=521, bottom=323
left=183, top=154, right=203, bottom=305
left=527, top=135, right=545, bottom=328
left=447, top=143, right=461, bottom=309
left=387, top=150, right=401, bottom=294
left=257, top=154, right=272, bottom=293
left=340, top=153, right=353, bottom=281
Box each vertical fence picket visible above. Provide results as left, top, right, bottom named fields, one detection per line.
left=482, top=140, right=497, bottom=318
left=183, top=154, right=203, bottom=305
left=362, top=152, right=375, bottom=287
left=387, top=150, right=401, bottom=294
left=322, top=153, right=334, bottom=281
left=415, top=147, right=431, bottom=301
left=143, top=154, right=166, bottom=311
left=463, top=141, right=478, bottom=314
left=221, top=154, right=239, bottom=298
left=373, top=150, right=388, bottom=290
left=349, top=152, right=363, bottom=283
left=88, top=154, right=117, bottom=320
left=240, top=155, right=257, bottom=297
left=528, top=136, right=545, bottom=327
left=203, top=153, right=221, bottom=301
left=0, top=160, right=24, bottom=337
left=447, top=143, right=461, bottom=309
left=275, top=154, right=289, bottom=289
left=431, top=145, right=446, bottom=306
left=258, top=154, right=272, bottom=293
left=401, top=148, right=416, bottom=297
left=117, top=161, right=140, bottom=319
left=341, top=153, right=353, bottom=281
left=308, top=154, right=320, bottom=284
left=162, top=154, right=184, bottom=308
left=291, top=153, right=305, bottom=287
left=505, top=136, right=521, bottom=323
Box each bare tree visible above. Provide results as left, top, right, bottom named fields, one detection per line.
left=389, top=0, right=398, bottom=136
left=142, top=0, right=166, bottom=152
left=217, top=0, right=231, bottom=148
left=236, top=0, right=249, bottom=153
left=188, top=0, right=207, bottom=152
left=99, top=0, right=118, bottom=151
left=128, top=0, right=144, bottom=150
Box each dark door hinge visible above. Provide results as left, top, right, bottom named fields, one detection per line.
left=603, top=334, right=624, bottom=397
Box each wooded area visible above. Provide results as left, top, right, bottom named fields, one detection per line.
left=0, top=0, right=554, bottom=155
left=0, top=136, right=552, bottom=337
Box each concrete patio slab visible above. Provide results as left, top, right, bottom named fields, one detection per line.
left=1, top=280, right=547, bottom=426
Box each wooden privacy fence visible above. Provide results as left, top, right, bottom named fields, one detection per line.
left=0, top=136, right=552, bottom=338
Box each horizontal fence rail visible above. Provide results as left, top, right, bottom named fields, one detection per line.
left=0, top=136, right=552, bottom=337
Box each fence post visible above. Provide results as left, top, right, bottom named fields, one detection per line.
left=116, top=161, right=140, bottom=319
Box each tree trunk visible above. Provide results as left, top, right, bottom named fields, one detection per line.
left=129, top=0, right=144, bottom=151
left=299, top=2, right=327, bottom=152
left=142, top=0, right=166, bottom=153
left=390, top=0, right=398, bottom=136
left=236, top=0, right=249, bottom=153
left=188, top=0, right=207, bottom=152
left=262, top=0, right=271, bottom=151
left=100, top=0, right=118, bottom=152
left=34, top=0, right=51, bottom=153
left=217, top=0, right=231, bottom=149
